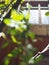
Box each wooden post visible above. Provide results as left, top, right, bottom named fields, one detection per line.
left=38, top=4, right=42, bottom=24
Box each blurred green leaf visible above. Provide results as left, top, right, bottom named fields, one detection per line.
left=16, top=27, right=24, bottom=32
left=7, top=28, right=17, bottom=35
left=11, top=9, right=24, bottom=21
left=21, top=0, right=24, bottom=4
left=8, top=48, right=22, bottom=57
left=20, top=62, right=26, bottom=65
left=5, top=0, right=16, bottom=4
left=45, top=11, right=49, bottom=16
left=29, top=24, right=33, bottom=28
left=2, top=42, right=9, bottom=48
left=20, top=55, right=29, bottom=62
left=29, top=54, right=43, bottom=64
left=4, top=57, right=10, bottom=65
left=25, top=11, right=30, bottom=20
left=4, top=18, right=11, bottom=26
left=11, top=35, right=17, bottom=43
left=8, top=53, right=13, bottom=57
left=27, top=32, right=35, bottom=40
left=4, top=47, right=22, bottom=65
left=0, top=4, right=5, bottom=8
left=5, top=0, right=11, bottom=4
left=34, top=55, right=43, bottom=64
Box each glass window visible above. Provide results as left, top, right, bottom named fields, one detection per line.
left=29, top=9, right=49, bottom=24
left=29, top=10, right=39, bottom=24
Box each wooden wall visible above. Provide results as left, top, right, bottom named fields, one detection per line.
left=22, top=1, right=49, bottom=7
left=30, top=25, right=49, bottom=36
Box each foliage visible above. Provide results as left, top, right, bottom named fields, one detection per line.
left=1, top=42, right=9, bottom=48
left=29, top=54, right=43, bottom=64
left=11, top=9, right=24, bottom=21
left=0, top=0, right=43, bottom=65
left=45, top=11, right=49, bottom=16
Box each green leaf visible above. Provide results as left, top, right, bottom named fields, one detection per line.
left=45, top=11, right=49, bottom=16
left=5, top=0, right=11, bottom=4
left=11, top=35, right=22, bottom=44
left=0, top=4, right=5, bottom=8
left=25, top=11, right=30, bottom=21
left=11, top=9, right=24, bottom=21
left=16, top=27, right=24, bottom=32
left=4, top=57, right=10, bottom=65
left=5, top=0, right=17, bottom=4
left=9, top=48, right=22, bottom=57
left=27, top=32, right=35, bottom=40
left=29, top=55, right=43, bottom=64
left=21, top=0, right=24, bottom=4
left=4, top=48, right=22, bottom=65
left=2, top=42, right=9, bottom=48
left=34, top=55, right=43, bottom=64
left=20, top=62, right=26, bottom=65
left=8, top=53, right=13, bottom=57
left=11, top=35, right=17, bottom=43
left=4, top=18, right=11, bottom=26
left=7, top=28, right=17, bottom=35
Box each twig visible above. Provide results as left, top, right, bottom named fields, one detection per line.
left=29, top=44, right=49, bottom=64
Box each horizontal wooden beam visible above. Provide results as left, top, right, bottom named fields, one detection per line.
left=22, top=1, right=49, bottom=7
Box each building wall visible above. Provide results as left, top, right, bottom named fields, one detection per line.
left=30, top=25, right=49, bottom=35
left=25, top=0, right=48, bottom=1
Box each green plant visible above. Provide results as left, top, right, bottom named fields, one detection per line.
left=0, top=0, right=43, bottom=65
left=45, top=11, right=49, bottom=16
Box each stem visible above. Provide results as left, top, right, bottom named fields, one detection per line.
left=28, top=44, right=49, bottom=64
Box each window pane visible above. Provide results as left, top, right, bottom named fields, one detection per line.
left=29, top=10, right=39, bottom=24
left=41, top=10, right=49, bottom=24
left=29, top=10, right=49, bottom=24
